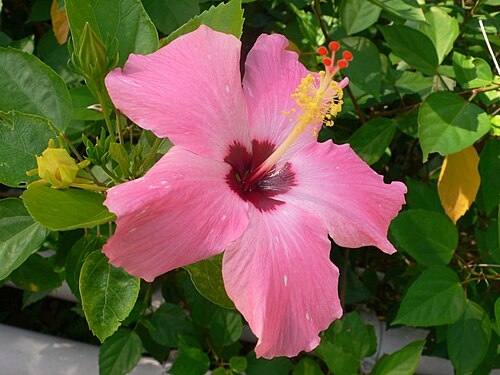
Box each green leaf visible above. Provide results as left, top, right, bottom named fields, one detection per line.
left=163, top=0, right=244, bottom=45
left=208, top=308, right=243, bottom=346
left=10, top=253, right=62, bottom=292
left=65, top=0, right=158, bottom=67
left=316, top=312, right=377, bottom=375
left=170, top=348, right=210, bottom=375
left=394, top=71, right=433, bottom=95
left=418, top=92, right=491, bottom=161
left=453, top=52, right=493, bottom=89
left=368, top=0, right=425, bottom=22
left=147, top=302, right=196, bottom=347
left=347, top=118, right=396, bottom=165
left=99, top=329, right=143, bottom=375
left=404, top=179, right=443, bottom=213
left=246, top=352, right=293, bottom=375
left=495, top=298, right=500, bottom=332
left=0, top=198, right=49, bottom=281
left=230, top=356, right=248, bottom=373
left=0, top=47, right=72, bottom=130
left=21, top=185, right=115, bottom=231
left=143, top=0, right=200, bottom=35
left=65, top=235, right=105, bottom=301
left=370, top=340, right=425, bottom=375
left=394, top=266, right=466, bottom=327
left=293, top=358, right=323, bottom=375
left=340, top=0, right=381, bottom=35
left=184, top=253, right=235, bottom=309
left=447, top=301, right=492, bottom=374
left=419, top=7, right=459, bottom=64
left=70, top=86, right=103, bottom=121
left=476, top=138, right=500, bottom=214
left=380, top=25, right=438, bottom=76
left=389, top=209, right=457, bottom=266
left=0, top=111, right=56, bottom=187
left=341, top=37, right=382, bottom=99
left=80, top=251, right=140, bottom=342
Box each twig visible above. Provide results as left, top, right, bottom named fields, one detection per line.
left=479, top=20, right=500, bottom=75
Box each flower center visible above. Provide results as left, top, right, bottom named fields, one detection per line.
left=241, top=41, right=352, bottom=191
left=225, top=141, right=296, bottom=211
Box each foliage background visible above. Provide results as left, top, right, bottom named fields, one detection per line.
left=0, top=0, right=499, bottom=374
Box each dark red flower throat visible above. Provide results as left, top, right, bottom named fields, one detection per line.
left=225, top=140, right=295, bottom=211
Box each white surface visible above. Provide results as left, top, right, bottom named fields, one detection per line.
left=0, top=323, right=166, bottom=375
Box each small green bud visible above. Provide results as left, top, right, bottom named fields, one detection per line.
left=74, top=23, right=108, bottom=83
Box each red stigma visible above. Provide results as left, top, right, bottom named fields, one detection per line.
left=343, top=51, right=353, bottom=61
left=323, top=57, right=332, bottom=67
left=338, top=60, right=348, bottom=69
left=317, top=46, right=328, bottom=56
left=329, top=41, right=340, bottom=52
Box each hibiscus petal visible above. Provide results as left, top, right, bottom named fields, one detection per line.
left=284, top=141, right=406, bottom=254
left=103, top=147, right=249, bottom=281
left=105, top=25, right=251, bottom=160
left=243, top=34, right=315, bottom=157
left=222, top=204, right=341, bottom=358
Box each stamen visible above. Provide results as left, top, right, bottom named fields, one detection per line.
left=241, top=42, right=352, bottom=191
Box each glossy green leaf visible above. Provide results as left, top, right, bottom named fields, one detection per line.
left=0, top=111, right=56, bottom=187
left=340, top=0, right=381, bottom=35
left=404, top=179, right=443, bottom=213
left=348, top=118, right=396, bottom=165
left=394, top=71, right=433, bottom=95
left=394, top=266, right=466, bottom=326
left=0, top=47, right=72, bottom=130
left=80, top=251, right=140, bottom=342
left=368, top=0, right=425, bottom=22
left=447, top=301, right=492, bottom=374
left=293, top=358, right=323, bottom=375
left=163, top=0, right=243, bottom=45
left=390, top=209, right=458, bottom=266
left=418, top=92, right=491, bottom=161
left=65, top=0, right=158, bottom=67
left=65, top=235, right=105, bottom=301
left=380, top=25, right=438, bottom=76
left=476, top=138, right=500, bottom=214
left=22, top=185, right=115, bottom=231
left=99, top=329, right=143, bottom=375
left=143, top=0, right=200, bottom=35
left=453, top=52, right=493, bottom=89
left=147, top=302, right=196, bottom=347
left=246, top=352, right=293, bottom=375
left=70, top=86, right=103, bottom=121
left=370, top=340, right=425, bottom=375
left=419, top=7, right=459, bottom=64
left=170, top=348, right=210, bottom=375
left=341, top=37, right=382, bottom=99
left=208, top=308, right=243, bottom=346
left=10, top=253, right=62, bottom=292
left=0, top=198, right=49, bottom=280
left=495, top=298, right=500, bottom=332
left=230, top=356, right=248, bottom=373
left=316, top=312, right=376, bottom=375
left=184, top=253, right=234, bottom=309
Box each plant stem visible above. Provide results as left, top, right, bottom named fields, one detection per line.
left=97, top=89, right=115, bottom=138
left=138, top=137, right=163, bottom=175
left=340, top=249, right=350, bottom=309
left=116, top=109, right=125, bottom=145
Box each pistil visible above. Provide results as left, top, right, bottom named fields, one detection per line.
left=242, top=42, right=352, bottom=192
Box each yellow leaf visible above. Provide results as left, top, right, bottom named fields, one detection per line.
left=50, top=0, right=69, bottom=45
left=438, top=146, right=481, bottom=224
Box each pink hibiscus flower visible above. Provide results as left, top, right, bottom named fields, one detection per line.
left=103, top=25, right=406, bottom=359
